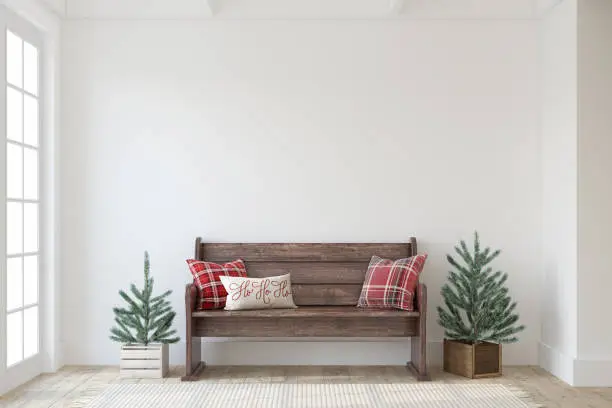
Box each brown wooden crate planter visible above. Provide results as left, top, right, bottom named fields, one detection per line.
left=443, top=339, right=502, bottom=379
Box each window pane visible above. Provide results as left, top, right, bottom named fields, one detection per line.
left=23, top=307, right=38, bottom=358
left=24, top=95, right=38, bottom=147
left=7, top=311, right=23, bottom=366
left=23, top=256, right=38, bottom=305
left=7, top=87, right=23, bottom=142
left=6, top=257, right=23, bottom=311
left=24, top=148, right=38, bottom=200
left=7, top=202, right=23, bottom=255
left=7, top=30, right=23, bottom=88
left=24, top=203, right=38, bottom=253
left=23, top=41, right=38, bottom=96
left=7, top=143, right=23, bottom=199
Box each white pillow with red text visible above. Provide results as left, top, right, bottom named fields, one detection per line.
left=219, top=274, right=298, bottom=311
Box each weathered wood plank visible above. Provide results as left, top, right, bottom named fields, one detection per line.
left=119, top=368, right=164, bottom=378
left=292, top=284, right=362, bottom=306
left=245, top=262, right=368, bottom=284
left=192, top=306, right=420, bottom=318
left=194, top=316, right=418, bottom=337
left=202, top=243, right=412, bottom=262
left=120, top=360, right=161, bottom=369
left=120, top=349, right=161, bottom=360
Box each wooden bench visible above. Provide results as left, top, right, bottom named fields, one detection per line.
left=182, top=237, right=429, bottom=381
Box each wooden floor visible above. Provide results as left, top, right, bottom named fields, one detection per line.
left=0, top=366, right=611, bottom=407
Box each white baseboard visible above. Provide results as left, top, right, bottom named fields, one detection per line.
left=200, top=340, right=445, bottom=367
left=428, top=341, right=443, bottom=366
left=538, top=341, right=612, bottom=387
left=67, top=339, right=421, bottom=367
left=538, top=341, right=575, bottom=385
left=573, top=358, right=612, bottom=387
left=200, top=340, right=412, bottom=366
left=66, top=339, right=532, bottom=368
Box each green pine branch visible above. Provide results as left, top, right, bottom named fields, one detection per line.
left=109, top=251, right=180, bottom=346
left=436, top=232, right=525, bottom=345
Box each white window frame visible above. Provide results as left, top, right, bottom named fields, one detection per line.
left=0, top=6, right=44, bottom=386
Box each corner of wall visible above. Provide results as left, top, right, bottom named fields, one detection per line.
left=538, top=342, right=575, bottom=385
left=536, top=0, right=561, bottom=15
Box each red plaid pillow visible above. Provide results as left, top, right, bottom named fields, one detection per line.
left=186, top=259, right=247, bottom=310
left=357, top=254, right=428, bottom=311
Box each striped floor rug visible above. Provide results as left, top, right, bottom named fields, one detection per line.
left=82, top=383, right=543, bottom=407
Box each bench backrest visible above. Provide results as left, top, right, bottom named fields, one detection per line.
left=196, top=238, right=417, bottom=306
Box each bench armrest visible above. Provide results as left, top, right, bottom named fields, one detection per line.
left=414, top=283, right=427, bottom=314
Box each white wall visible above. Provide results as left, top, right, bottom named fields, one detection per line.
left=575, top=0, right=612, bottom=386
left=61, top=19, right=541, bottom=366
left=539, top=0, right=578, bottom=385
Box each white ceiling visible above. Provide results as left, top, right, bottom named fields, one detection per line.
left=42, top=0, right=562, bottom=19
left=37, top=0, right=65, bottom=15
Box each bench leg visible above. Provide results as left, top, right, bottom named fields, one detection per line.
left=407, top=283, right=430, bottom=381
left=182, top=283, right=206, bottom=381
left=182, top=336, right=205, bottom=381
left=407, top=333, right=430, bottom=381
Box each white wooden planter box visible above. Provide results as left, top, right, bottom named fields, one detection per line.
left=120, top=344, right=168, bottom=378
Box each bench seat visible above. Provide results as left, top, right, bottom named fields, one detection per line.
left=192, top=306, right=420, bottom=318
left=190, top=300, right=422, bottom=339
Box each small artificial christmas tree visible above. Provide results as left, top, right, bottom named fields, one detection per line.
left=437, top=232, right=525, bottom=344
left=110, top=252, right=180, bottom=345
